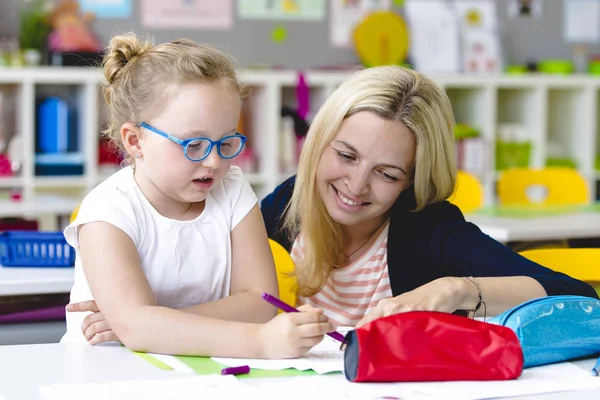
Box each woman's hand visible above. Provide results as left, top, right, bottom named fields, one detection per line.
left=66, top=300, right=121, bottom=345
left=356, top=277, right=476, bottom=328
left=256, top=310, right=336, bottom=359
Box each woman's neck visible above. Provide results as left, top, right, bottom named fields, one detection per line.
left=339, top=216, right=389, bottom=265
left=341, top=216, right=388, bottom=246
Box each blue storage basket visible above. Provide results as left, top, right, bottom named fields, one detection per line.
left=0, top=231, right=75, bottom=268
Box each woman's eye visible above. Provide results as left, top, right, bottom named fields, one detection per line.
left=336, top=151, right=355, bottom=162
left=380, top=171, right=399, bottom=182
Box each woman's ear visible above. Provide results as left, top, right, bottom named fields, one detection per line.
left=120, top=123, right=143, bottom=158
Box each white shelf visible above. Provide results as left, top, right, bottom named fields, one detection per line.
left=0, top=177, right=24, bottom=188
left=33, top=176, right=87, bottom=188
left=0, top=266, right=74, bottom=296
left=0, top=67, right=599, bottom=212
left=0, top=196, right=79, bottom=217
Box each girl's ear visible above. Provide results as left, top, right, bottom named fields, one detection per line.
left=120, top=123, right=143, bottom=158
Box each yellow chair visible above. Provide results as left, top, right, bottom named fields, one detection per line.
left=519, top=248, right=600, bottom=296
left=497, top=167, right=588, bottom=206
left=448, top=170, right=484, bottom=214
left=268, top=239, right=297, bottom=307
left=70, top=204, right=80, bottom=223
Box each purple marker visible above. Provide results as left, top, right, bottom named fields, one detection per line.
left=261, top=292, right=346, bottom=342
left=221, top=365, right=250, bottom=375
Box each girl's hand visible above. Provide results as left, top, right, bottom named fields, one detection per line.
left=356, top=277, right=475, bottom=328
left=66, top=300, right=121, bottom=345
left=256, top=311, right=336, bottom=359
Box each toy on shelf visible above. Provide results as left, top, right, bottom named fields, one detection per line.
left=47, top=0, right=103, bottom=66
left=495, top=123, right=531, bottom=170
left=352, top=11, right=409, bottom=67
left=455, top=123, right=487, bottom=175
left=18, top=0, right=52, bottom=66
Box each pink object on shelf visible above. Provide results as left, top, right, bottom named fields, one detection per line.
left=0, top=306, right=66, bottom=324
left=9, top=190, right=21, bottom=201
left=0, top=154, right=12, bottom=176
left=296, top=72, right=309, bottom=120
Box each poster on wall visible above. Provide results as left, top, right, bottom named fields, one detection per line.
left=330, top=0, right=391, bottom=48
left=141, top=0, right=233, bottom=29
left=403, top=0, right=460, bottom=73
left=79, top=0, right=132, bottom=18
left=507, top=0, right=542, bottom=18
left=462, top=30, right=502, bottom=74
left=238, top=0, right=326, bottom=20
left=455, top=0, right=497, bottom=30
left=564, top=0, right=600, bottom=43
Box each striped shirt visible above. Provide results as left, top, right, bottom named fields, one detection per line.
left=292, top=224, right=392, bottom=327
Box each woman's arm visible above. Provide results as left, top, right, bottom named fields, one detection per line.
left=178, top=204, right=279, bottom=323
left=78, top=221, right=331, bottom=357
left=441, top=221, right=598, bottom=301
left=357, top=218, right=597, bottom=327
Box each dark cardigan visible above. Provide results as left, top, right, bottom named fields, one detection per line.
left=261, top=176, right=599, bottom=300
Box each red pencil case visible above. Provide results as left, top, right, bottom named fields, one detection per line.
left=343, top=311, right=523, bottom=382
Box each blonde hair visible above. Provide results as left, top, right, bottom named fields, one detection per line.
left=286, top=66, right=457, bottom=297
left=101, top=33, right=250, bottom=164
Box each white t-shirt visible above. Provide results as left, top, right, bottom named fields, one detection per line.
left=61, top=165, right=256, bottom=343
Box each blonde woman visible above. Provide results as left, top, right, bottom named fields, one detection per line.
left=262, top=65, right=598, bottom=328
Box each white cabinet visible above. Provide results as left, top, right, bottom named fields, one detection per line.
left=0, top=68, right=599, bottom=218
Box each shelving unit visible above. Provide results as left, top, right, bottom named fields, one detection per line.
left=1, top=67, right=600, bottom=224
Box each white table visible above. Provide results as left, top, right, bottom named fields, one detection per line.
left=466, top=212, right=600, bottom=243
left=0, top=343, right=598, bottom=400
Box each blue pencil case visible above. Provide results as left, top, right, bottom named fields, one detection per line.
left=488, top=295, right=600, bottom=368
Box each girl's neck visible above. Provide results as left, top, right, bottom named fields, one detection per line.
left=133, top=168, right=203, bottom=221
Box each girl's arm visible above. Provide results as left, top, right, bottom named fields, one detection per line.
left=179, top=204, right=279, bottom=322
left=79, top=220, right=330, bottom=357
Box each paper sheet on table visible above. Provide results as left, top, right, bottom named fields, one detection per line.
left=242, top=362, right=600, bottom=400
left=409, top=362, right=600, bottom=400
left=39, top=375, right=250, bottom=400
left=212, top=334, right=345, bottom=374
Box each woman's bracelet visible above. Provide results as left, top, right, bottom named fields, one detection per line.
left=465, top=276, right=486, bottom=319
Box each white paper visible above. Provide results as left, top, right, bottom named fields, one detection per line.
left=411, top=362, right=600, bottom=400
left=564, top=0, right=600, bottom=42
left=212, top=334, right=345, bottom=374
left=39, top=375, right=248, bottom=400
left=238, top=0, right=326, bottom=20
left=462, top=30, right=502, bottom=74
left=243, top=362, right=600, bottom=400
left=404, top=0, right=461, bottom=74
left=329, top=0, right=392, bottom=48
left=141, top=0, right=233, bottom=29
left=253, top=375, right=421, bottom=400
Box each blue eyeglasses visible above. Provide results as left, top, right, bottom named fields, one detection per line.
left=138, top=122, right=247, bottom=162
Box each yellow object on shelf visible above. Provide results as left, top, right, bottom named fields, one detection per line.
left=352, top=11, right=409, bottom=67
left=448, top=171, right=484, bottom=214
left=497, top=167, right=588, bottom=206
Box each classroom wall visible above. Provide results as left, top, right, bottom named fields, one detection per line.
left=1, top=1, right=599, bottom=69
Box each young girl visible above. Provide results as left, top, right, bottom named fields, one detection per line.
left=61, top=33, right=334, bottom=359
